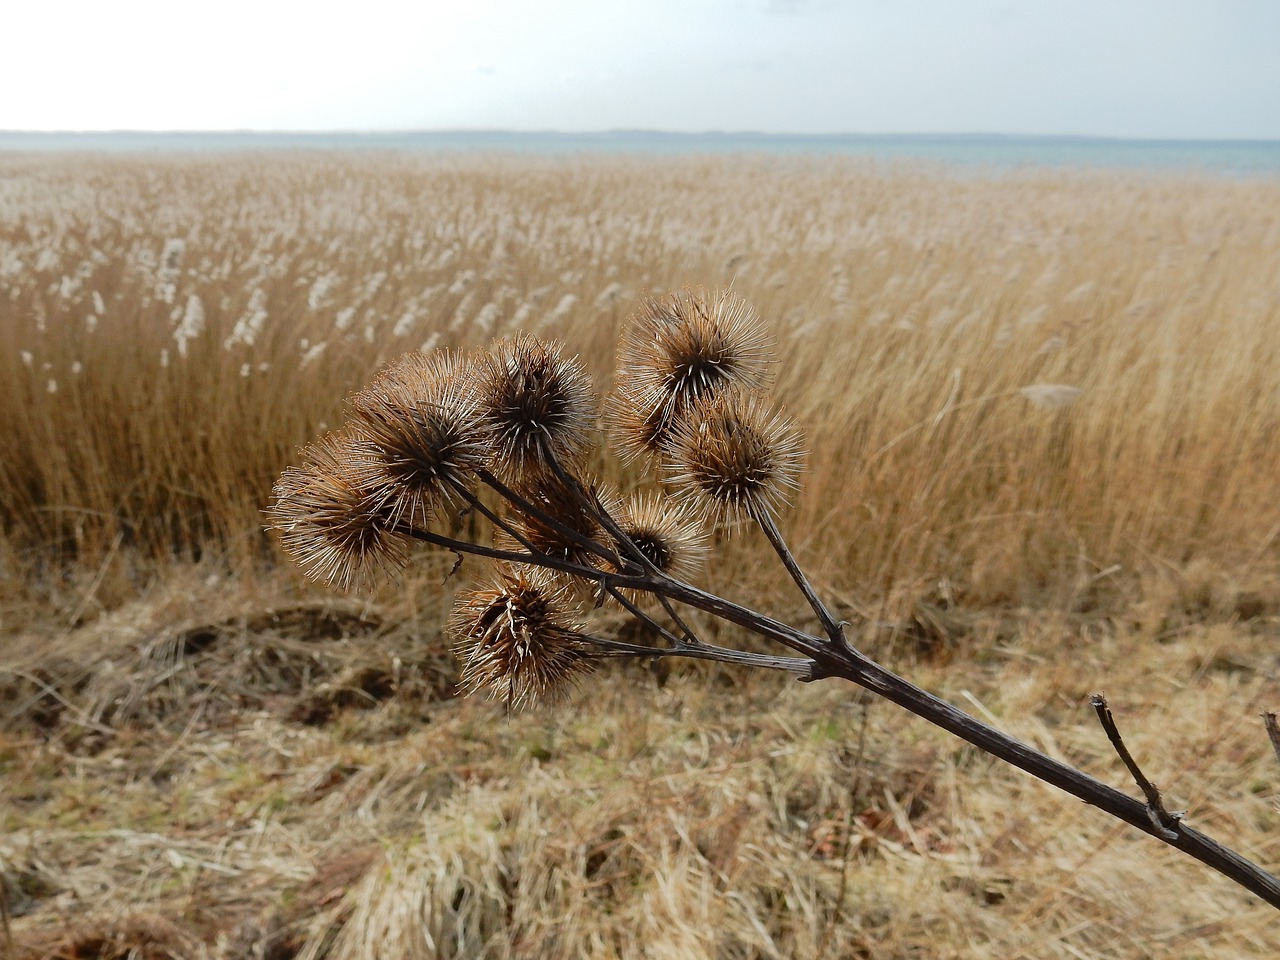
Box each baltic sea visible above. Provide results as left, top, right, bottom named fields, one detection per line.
left=3, top=130, right=1279, bottom=175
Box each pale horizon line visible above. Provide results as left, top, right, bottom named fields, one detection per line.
left=3, top=128, right=1279, bottom=145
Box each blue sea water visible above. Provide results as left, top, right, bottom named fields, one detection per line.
left=2, top=130, right=1279, bottom=175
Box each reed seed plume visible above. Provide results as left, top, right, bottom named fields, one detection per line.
left=450, top=564, right=591, bottom=708
left=665, top=388, right=806, bottom=526
left=1020, top=382, right=1084, bottom=409
left=266, top=430, right=407, bottom=590
left=611, top=290, right=774, bottom=460
left=477, top=333, right=597, bottom=479
left=346, top=349, right=492, bottom=527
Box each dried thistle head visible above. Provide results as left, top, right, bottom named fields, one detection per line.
left=476, top=333, right=596, bottom=479
left=612, top=493, right=709, bottom=582
left=266, top=430, right=406, bottom=590
left=665, top=389, right=806, bottom=526
left=610, top=290, right=773, bottom=460
left=450, top=565, right=591, bottom=709
left=346, top=350, right=492, bottom=528
left=604, top=379, right=672, bottom=464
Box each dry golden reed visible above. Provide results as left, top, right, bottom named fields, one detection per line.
left=3, top=152, right=1280, bottom=620
left=5, top=151, right=1280, bottom=955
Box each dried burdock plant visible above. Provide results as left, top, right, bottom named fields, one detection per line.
left=609, top=290, right=773, bottom=461
left=268, top=289, right=1280, bottom=914
left=476, top=332, right=595, bottom=479
left=451, top=564, right=593, bottom=709
left=604, top=379, right=671, bottom=463
left=267, top=430, right=408, bottom=590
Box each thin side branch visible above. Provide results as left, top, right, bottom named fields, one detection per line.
left=578, top=632, right=812, bottom=674
left=1090, top=693, right=1182, bottom=840
left=1263, top=712, right=1280, bottom=767
left=754, top=509, right=848, bottom=647
left=604, top=584, right=693, bottom=649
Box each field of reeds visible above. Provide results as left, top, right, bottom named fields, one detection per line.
left=3, top=151, right=1280, bottom=958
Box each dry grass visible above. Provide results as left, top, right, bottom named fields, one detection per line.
left=3, top=152, right=1280, bottom=956
left=3, top=572, right=1279, bottom=957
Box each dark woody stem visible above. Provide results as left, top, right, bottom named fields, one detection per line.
left=535, top=435, right=703, bottom=646
left=603, top=585, right=684, bottom=647
left=454, top=476, right=711, bottom=655
left=475, top=466, right=624, bottom=570
left=753, top=508, right=849, bottom=649
left=446, top=478, right=539, bottom=554
left=394, top=519, right=1280, bottom=910
left=393, top=522, right=825, bottom=661
left=392, top=524, right=802, bottom=675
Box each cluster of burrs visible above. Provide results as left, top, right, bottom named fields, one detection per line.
left=268, top=290, right=821, bottom=709
left=269, top=291, right=1280, bottom=908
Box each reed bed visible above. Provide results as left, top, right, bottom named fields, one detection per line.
left=3, top=152, right=1280, bottom=956
left=3, top=152, right=1280, bottom=622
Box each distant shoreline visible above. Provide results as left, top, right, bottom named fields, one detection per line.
left=3, top=130, right=1279, bottom=174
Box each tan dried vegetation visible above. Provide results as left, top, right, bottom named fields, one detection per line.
left=2, top=152, right=1279, bottom=957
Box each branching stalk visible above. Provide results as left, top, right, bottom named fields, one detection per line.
left=395, top=515, right=1280, bottom=909
left=536, top=436, right=703, bottom=646
left=275, top=297, right=1280, bottom=918
left=753, top=507, right=848, bottom=648
left=476, top=467, right=624, bottom=570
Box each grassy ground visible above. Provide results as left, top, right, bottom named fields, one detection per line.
left=4, top=568, right=1278, bottom=958
left=2, top=153, right=1280, bottom=957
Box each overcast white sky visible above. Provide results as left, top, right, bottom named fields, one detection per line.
left=5, top=0, right=1278, bottom=138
